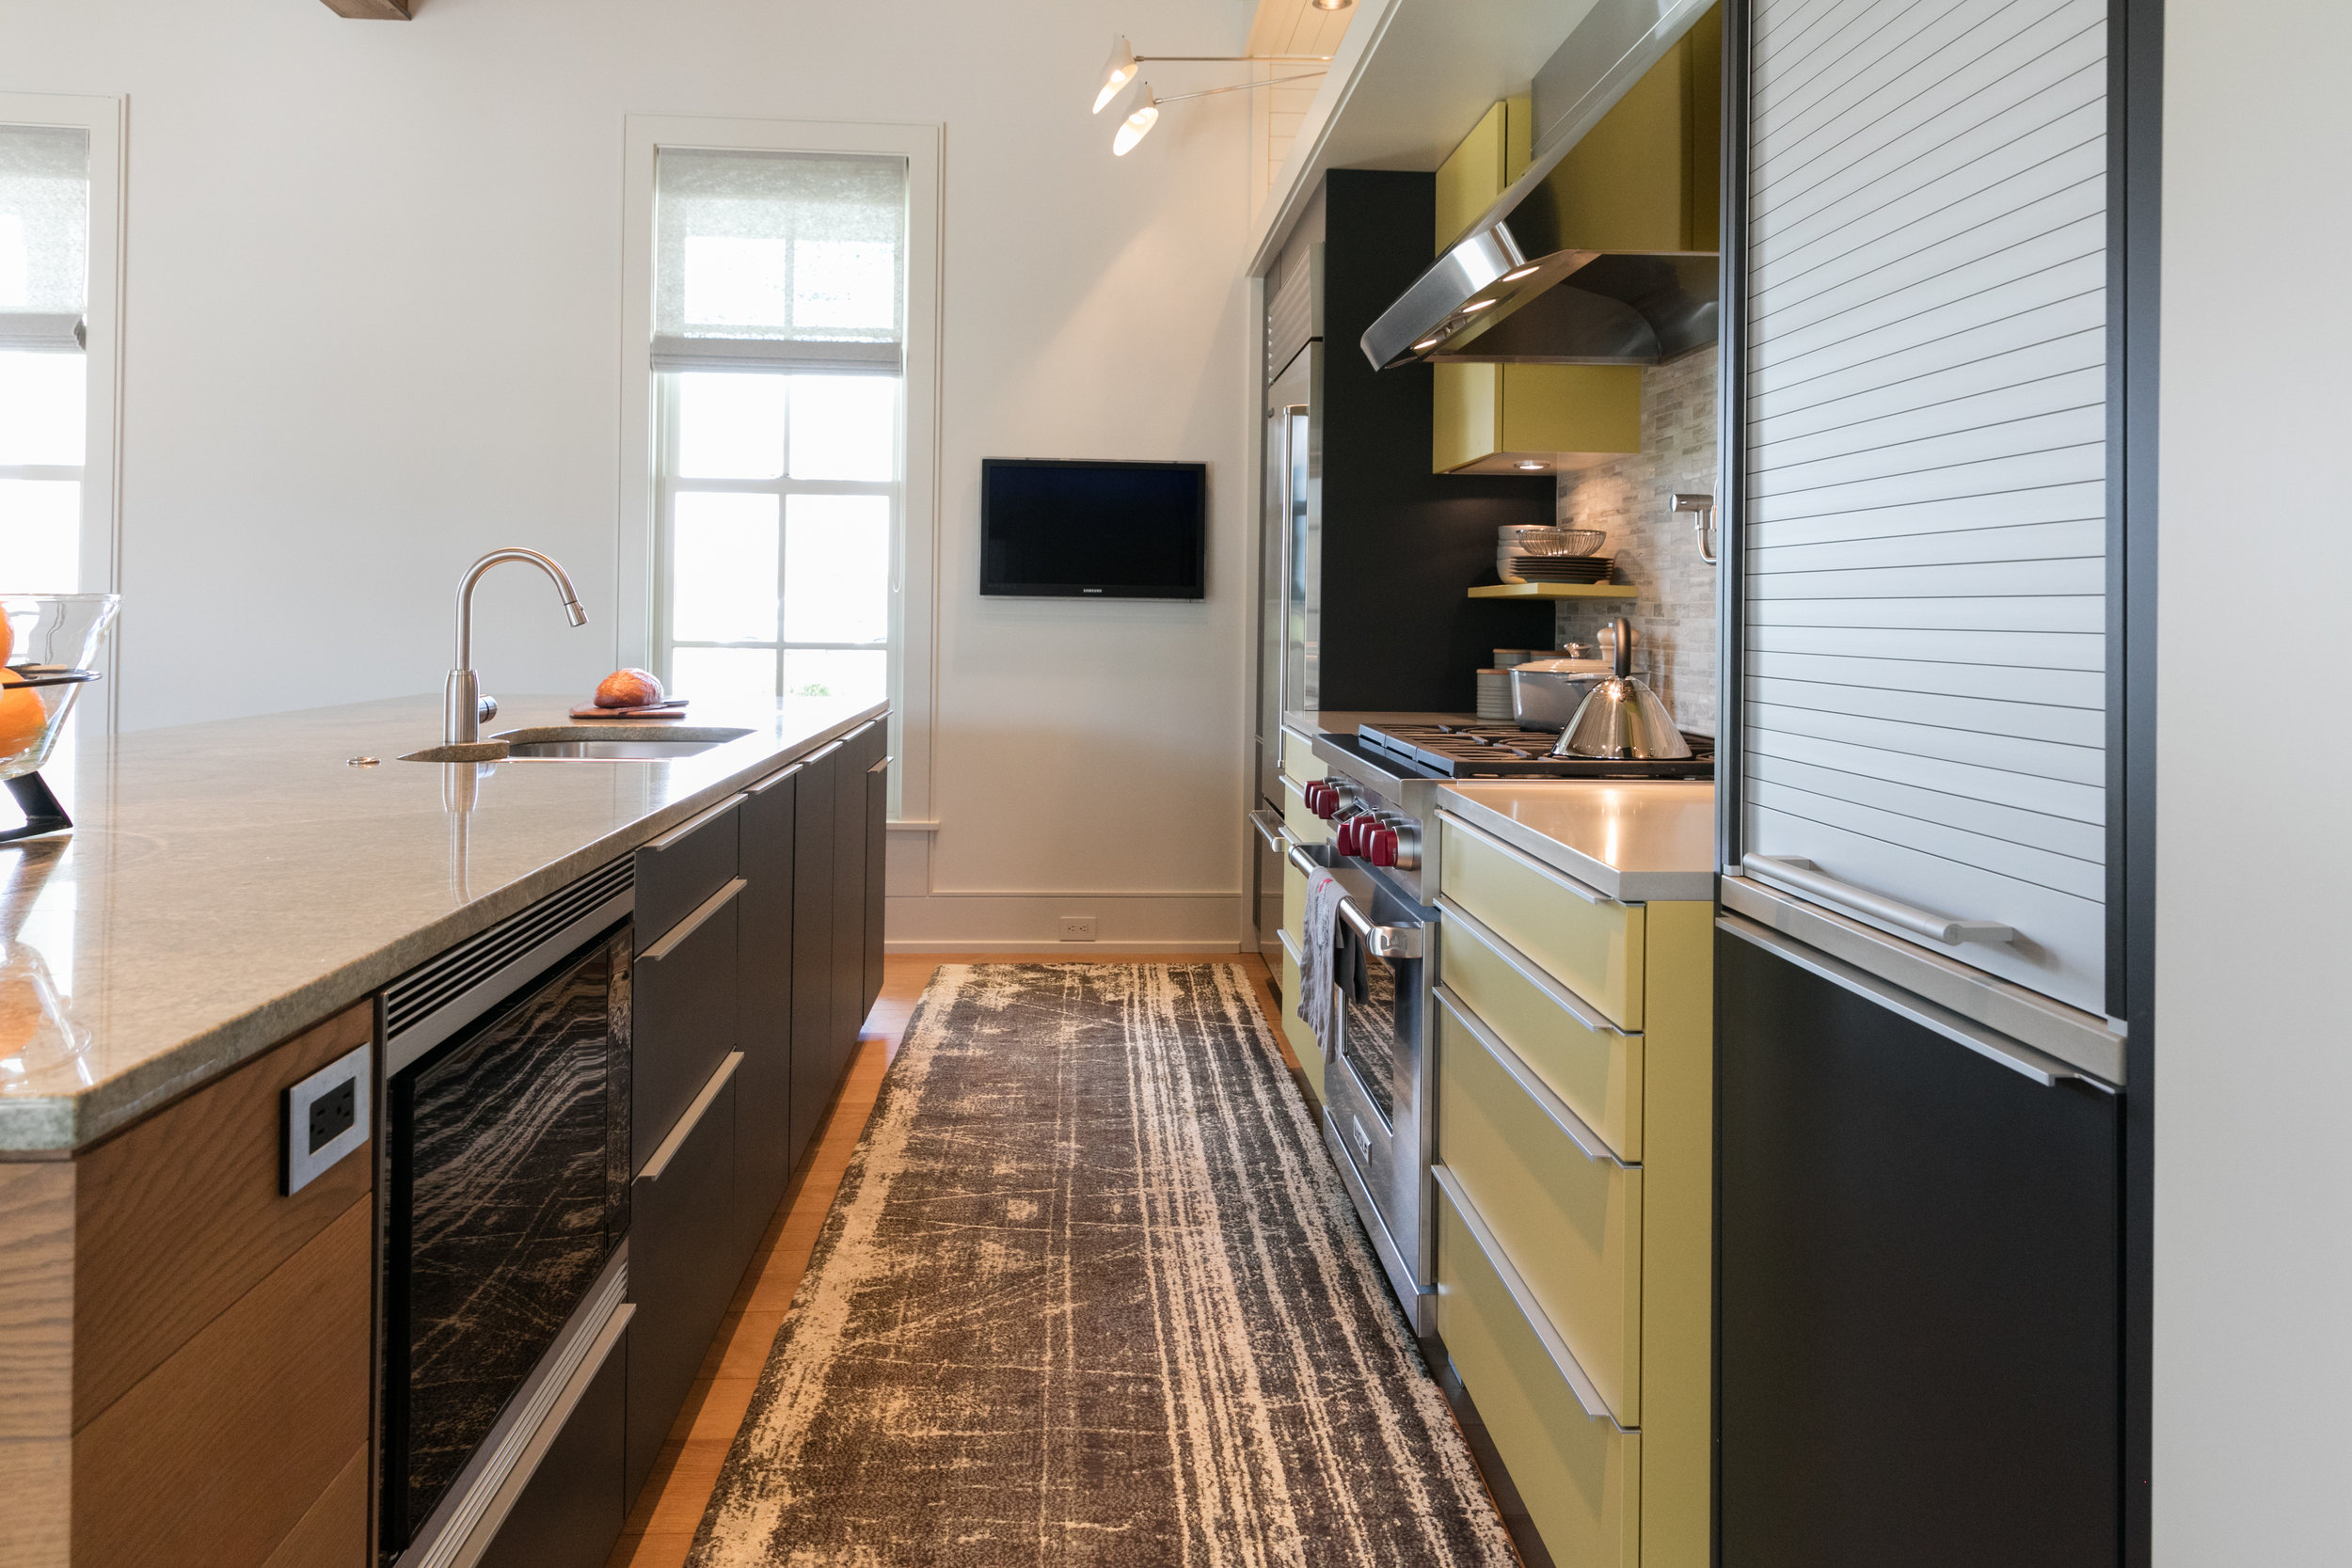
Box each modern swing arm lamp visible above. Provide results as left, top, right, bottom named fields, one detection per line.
left=1101, top=71, right=1329, bottom=154
left=1090, top=33, right=1332, bottom=114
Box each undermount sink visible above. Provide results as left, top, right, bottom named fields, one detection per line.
left=396, top=725, right=754, bottom=763
left=505, top=736, right=729, bottom=760
left=497, top=725, right=752, bottom=761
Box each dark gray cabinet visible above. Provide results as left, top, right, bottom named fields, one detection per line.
left=789, top=739, right=841, bottom=1169
left=863, top=733, right=887, bottom=1020
left=618, top=716, right=885, bottom=1514
left=1716, top=927, right=2120, bottom=1568
left=626, top=1060, right=739, bottom=1507
left=831, top=722, right=877, bottom=1081
left=634, top=800, right=741, bottom=1156
left=735, top=763, right=799, bottom=1260
left=479, top=1324, right=629, bottom=1568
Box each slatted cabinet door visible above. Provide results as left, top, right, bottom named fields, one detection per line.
left=1740, top=0, right=2109, bottom=1013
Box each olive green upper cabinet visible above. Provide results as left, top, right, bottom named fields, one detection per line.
left=1431, top=12, right=1722, bottom=477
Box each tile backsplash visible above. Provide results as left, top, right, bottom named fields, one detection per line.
left=1553, top=348, right=1720, bottom=736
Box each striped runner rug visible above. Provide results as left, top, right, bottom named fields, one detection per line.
left=686, top=962, right=1516, bottom=1566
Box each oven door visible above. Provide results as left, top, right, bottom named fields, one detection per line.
left=1316, top=865, right=1434, bottom=1330
left=381, top=922, right=632, bottom=1555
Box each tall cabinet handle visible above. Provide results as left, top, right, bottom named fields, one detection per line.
left=1744, top=854, right=2015, bottom=946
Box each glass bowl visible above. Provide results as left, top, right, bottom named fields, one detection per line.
left=0, top=594, right=120, bottom=780
left=1521, top=529, right=1607, bottom=557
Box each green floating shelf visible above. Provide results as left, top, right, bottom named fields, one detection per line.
left=1468, top=582, right=1640, bottom=599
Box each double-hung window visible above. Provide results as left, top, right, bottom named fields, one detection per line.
left=0, top=122, right=93, bottom=593
left=651, top=149, right=905, bottom=711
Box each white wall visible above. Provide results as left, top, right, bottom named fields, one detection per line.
left=3, top=0, right=1256, bottom=949
left=2155, top=0, right=2352, bottom=1558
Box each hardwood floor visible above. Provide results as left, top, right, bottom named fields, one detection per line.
left=608, top=950, right=1284, bottom=1568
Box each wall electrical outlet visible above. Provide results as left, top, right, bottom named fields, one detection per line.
left=1059, top=915, right=1098, bottom=942
left=283, top=1040, right=373, bottom=1196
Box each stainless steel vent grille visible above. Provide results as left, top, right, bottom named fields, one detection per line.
left=385, top=856, right=634, bottom=1041
left=1266, top=251, right=1317, bottom=385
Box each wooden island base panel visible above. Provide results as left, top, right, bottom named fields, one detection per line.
left=0, top=1001, right=376, bottom=1568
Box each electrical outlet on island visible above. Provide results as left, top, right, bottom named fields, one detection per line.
left=1059, top=915, right=1098, bottom=942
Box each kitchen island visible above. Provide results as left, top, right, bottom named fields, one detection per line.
left=0, top=691, right=886, bottom=1568
left=0, top=691, right=880, bottom=1152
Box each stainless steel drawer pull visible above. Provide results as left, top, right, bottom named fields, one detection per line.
left=1285, top=842, right=1326, bottom=879
left=747, top=762, right=803, bottom=795
left=646, top=792, right=747, bottom=851
left=1434, top=986, right=1633, bottom=1168
left=639, top=1052, right=743, bottom=1180
left=1744, top=854, right=2015, bottom=946
left=1433, top=1164, right=1634, bottom=1434
left=641, top=877, right=744, bottom=962
left=1438, top=811, right=1618, bottom=908
left=1436, top=896, right=1628, bottom=1039
left=867, top=754, right=894, bottom=773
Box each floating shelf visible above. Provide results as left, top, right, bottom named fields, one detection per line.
left=1468, top=582, right=1640, bottom=599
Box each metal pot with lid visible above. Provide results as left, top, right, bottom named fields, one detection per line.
left=1554, top=616, right=1692, bottom=760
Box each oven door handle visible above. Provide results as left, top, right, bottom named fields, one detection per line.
left=1339, top=895, right=1422, bottom=960
left=1285, top=842, right=1325, bottom=879
left=1248, top=808, right=1287, bottom=853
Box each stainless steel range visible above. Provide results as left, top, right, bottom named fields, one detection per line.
left=1288, top=719, right=1714, bottom=1334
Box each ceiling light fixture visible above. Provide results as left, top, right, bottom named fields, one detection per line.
left=1516, top=461, right=1549, bottom=470
left=1089, top=34, right=1334, bottom=154
left=1310, top=0, right=1356, bottom=10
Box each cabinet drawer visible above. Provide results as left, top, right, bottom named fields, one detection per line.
left=1281, top=776, right=1330, bottom=846
left=636, top=797, right=740, bottom=943
left=1281, top=849, right=1309, bottom=949
left=1278, top=935, right=1322, bottom=1102
left=1438, top=901, right=1644, bottom=1162
left=1438, top=813, right=1644, bottom=1029
left=1436, top=1174, right=1640, bottom=1568
left=1279, top=729, right=1327, bottom=784
left=633, top=881, right=741, bottom=1167
left=627, top=1056, right=739, bottom=1507
left=1438, top=990, right=1642, bottom=1423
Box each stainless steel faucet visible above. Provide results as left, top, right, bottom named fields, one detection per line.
left=445, top=548, right=589, bottom=744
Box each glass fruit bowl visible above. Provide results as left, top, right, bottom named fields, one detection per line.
left=0, top=594, right=119, bottom=780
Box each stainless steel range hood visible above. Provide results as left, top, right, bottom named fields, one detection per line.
left=1361, top=0, right=1721, bottom=372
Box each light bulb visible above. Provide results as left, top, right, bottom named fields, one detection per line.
left=1093, top=36, right=1139, bottom=114
left=1501, top=265, right=1540, bottom=281
left=1113, top=103, right=1160, bottom=155
left=1310, top=0, right=1354, bottom=10
left=1516, top=461, right=1548, bottom=470
left=1463, top=298, right=1497, bottom=312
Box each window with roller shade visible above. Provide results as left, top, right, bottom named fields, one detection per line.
left=0, top=124, right=90, bottom=593
left=652, top=148, right=907, bottom=710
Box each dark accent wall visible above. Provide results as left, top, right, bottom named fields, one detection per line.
left=1316, top=169, right=1555, bottom=712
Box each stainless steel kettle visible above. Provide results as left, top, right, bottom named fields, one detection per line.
left=1553, top=617, right=1692, bottom=761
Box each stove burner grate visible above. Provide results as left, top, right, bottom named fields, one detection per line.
left=1358, top=721, right=1715, bottom=780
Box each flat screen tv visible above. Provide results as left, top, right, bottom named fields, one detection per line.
left=980, top=458, right=1207, bottom=599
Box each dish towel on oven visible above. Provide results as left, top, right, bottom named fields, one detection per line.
left=1297, top=866, right=1365, bottom=1063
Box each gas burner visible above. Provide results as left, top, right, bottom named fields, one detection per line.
left=1357, top=721, right=1715, bottom=781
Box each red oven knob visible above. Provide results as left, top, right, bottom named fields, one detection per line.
left=1366, top=827, right=1400, bottom=867
left=1305, top=782, right=1336, bottom=818
left=1338, top=816, right=1370, bottom=857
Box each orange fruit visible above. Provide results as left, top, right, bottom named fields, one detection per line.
left=0, top=669, right=48, bottom=758
left=0, top=615, right=14, bottom=665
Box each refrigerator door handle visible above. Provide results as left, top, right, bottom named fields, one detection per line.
left=1718, top=915, right=2109, bottom=1091
left=1744, top=853, right=2015, bottom=946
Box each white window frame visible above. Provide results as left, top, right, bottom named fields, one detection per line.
left=0, top=91, right=124, bottom=731
left=620, top=116, right=939, bottom=824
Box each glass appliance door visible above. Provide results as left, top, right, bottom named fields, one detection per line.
left=381, top=925, right=632, bottom=1553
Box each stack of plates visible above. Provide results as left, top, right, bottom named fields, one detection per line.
left=1475, top=668, right=1514, bottom=721
left=1511, top=554, right=1614, bottom=583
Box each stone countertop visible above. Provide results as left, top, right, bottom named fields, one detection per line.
left=0, top=693, right=883, bottom=1153
left=1438, top=780, right=1717, bottom=903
